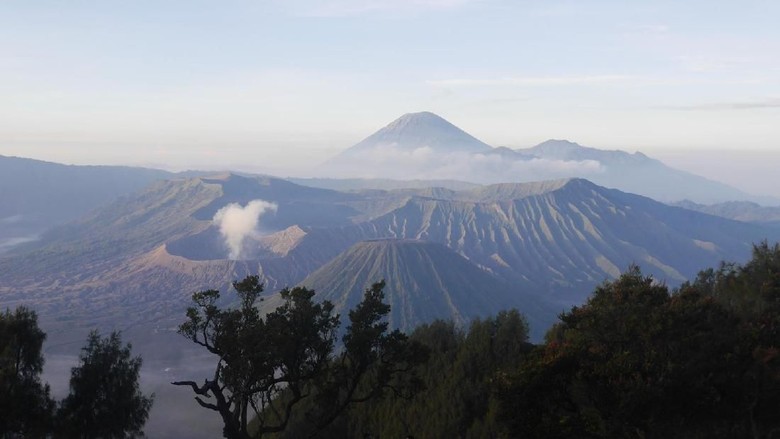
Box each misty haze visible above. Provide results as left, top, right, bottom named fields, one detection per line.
left=2, top=1, right=780, bottom=438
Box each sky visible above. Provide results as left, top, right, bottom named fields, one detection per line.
left=1, top=0, right=779, bottom=192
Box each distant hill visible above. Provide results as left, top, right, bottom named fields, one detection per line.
left=320, top=112, right=771, bottom=204
left=299, top=239, right=556, bottom=338
left=513, top=140, right=763, bottom=204
left=0, top=155, right=182, bottom=253
left=673, top=200, right=780, bottom=227
left=287, top=177, right=480, bottom=192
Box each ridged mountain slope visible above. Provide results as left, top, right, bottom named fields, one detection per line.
left=3, top=175, right=778, bottom=344
left=287, top=179, right=780, bottom=305
left=0, top=155, right=178, bottom=253
left=299, top=239, right=556, bottom=338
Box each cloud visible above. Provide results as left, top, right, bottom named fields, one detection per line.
left=427, top=75, right=635, bottom=88
left=427, top=75, right=764, bottom=89
left=663, top=98, right=780, bottom=111
left=0, top=215, right=25, bottom=224
left=0, top=235, right=39, bottom=252
left=634, top=24, right=670, bottom=34
left=676, top=55, right=754, bottom=73
left=280, top=0, right=475, bottom=17
left=320, top=146, right=604, bottom=183
left=212, top=200, right=278, bottom=260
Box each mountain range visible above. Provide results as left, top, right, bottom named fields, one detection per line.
left=2, top=111, right=780, bottom=348
left=3, top=173, right=778, bottom=345
left=3, top=115, right=778, bottom=439
left=321, top=112, right=772, bottom=204
left=2, top=112, right=775, bottom=258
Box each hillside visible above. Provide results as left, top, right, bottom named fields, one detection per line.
left=0, top=155, right=179, bottom=253
left=299, top=239, right=556, bottom=338
left=288, top=178, right=779, bottom=306
left=673, top=200, right=780, bottom=227
left=0, top=174, right=364, bottom=338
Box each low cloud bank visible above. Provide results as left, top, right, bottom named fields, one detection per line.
left=320, top=146, right=604, bottom=183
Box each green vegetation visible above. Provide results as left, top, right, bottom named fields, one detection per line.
left=0, top=307, right=54, bottom=437
left=0, top=310, right=152, bottom=439
left=497, top=244, right=780, bottom=438
left=57, top=331, right=153, bottom=439
left=175, top=277, right=427, bottom=439
left=292, top=310, right=533, bottom=438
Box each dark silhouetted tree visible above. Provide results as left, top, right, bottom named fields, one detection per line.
left=497, top=264, right=780, bottom=438
left=57, top=330, right=153, bottom=439
left=311, top=310, right=532, bottom=439
left=0, top=306, right=55, bottom=438
left=174, top=276, right=425, bottom=439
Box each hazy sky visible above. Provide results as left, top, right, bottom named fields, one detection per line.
left=1, top=0, right=779, bottom=184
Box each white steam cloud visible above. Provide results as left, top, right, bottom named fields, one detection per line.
left=212, top=200, right=278, bottom=260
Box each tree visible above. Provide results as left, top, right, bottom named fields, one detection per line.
left=316, top=310, right=533, bottom=439
left=57, top=331, right=153, bottom=439
left=173, top=276, right=426, bottom=439
left=0, top=306, right=55, bottom=438
left=497, top=266, right=771, bottom=438
left=686, top=241, right=780, bottom=437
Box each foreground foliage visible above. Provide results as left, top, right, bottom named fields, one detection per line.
left=0, top=308, right=152, bottom=439
left=175, top=277, right=426, bottom=439
left=497, top=245, right=780, bottom=438
left=292, top=310, right=532, bottom=438
left=0, top=307, right=55, bottom=437
left=57, top=331, right=153, bottom=438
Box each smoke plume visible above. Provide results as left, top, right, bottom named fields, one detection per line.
left=212, top=200, right=278, bottom=260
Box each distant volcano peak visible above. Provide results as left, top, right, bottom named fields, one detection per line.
left=340, top=111, right=492, bottom=155
left=533, top=139, right=584, bottom=151
left=386, top=111, right=451, bottom=128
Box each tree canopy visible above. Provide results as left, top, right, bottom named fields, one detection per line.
left=174, top=276, right=426, bottom=439
left=57, top=331, right=154, bottom=439
left=0, top=306, right=55, bottom=438
left=497, top=259, right=780, bottom=438
left=1, top=308, right=152, bottom=439
left=306, top=310, right=533, bottom=439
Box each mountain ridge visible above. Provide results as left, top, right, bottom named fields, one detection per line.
left=298, top=239, right=556, bottom=338
left=320, top=112, right=774, bottom=204
left=3, top=174, right=779, bottom=350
